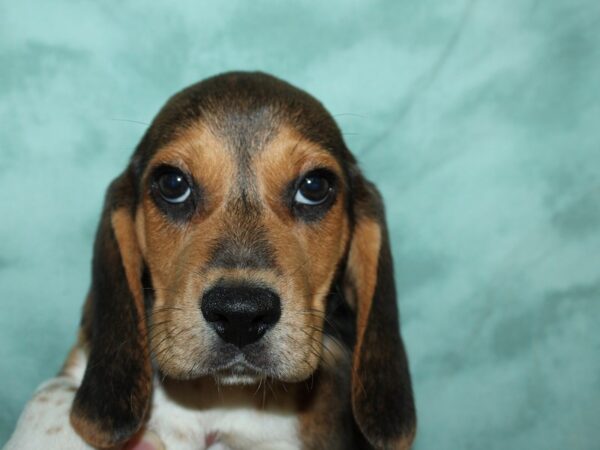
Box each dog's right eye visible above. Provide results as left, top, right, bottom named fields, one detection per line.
left=155, top=169, right=191, bottom=204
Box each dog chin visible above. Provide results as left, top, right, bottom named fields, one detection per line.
left=216, top=373, right=264, bottom=385
left=212, top=360, right=266, bottom=385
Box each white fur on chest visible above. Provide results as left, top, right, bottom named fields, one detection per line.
left=148, top=380, right=301, bottom=450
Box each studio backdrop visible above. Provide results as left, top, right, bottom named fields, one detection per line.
left=1, top=1, right=599, bottom=448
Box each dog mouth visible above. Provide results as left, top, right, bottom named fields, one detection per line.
left=212, top=355, right=266, bottom=385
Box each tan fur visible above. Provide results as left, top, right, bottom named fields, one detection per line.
left=111, top=209, right=145, bottom=313
left=346, top=218, right=381, bottom=378
left=69, top=415, right=103, bottom=448
left=394, top=434, right=417, bottom=450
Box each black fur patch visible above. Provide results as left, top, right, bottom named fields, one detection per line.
left=71, top=177, right=151, bottom=447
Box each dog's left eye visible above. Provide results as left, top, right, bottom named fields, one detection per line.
left=156, top=170, right=191, bottom=203
left=294, top=173, right=332, bottom=205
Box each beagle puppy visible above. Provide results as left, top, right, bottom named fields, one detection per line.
left=6, top=72, right=416, bottom=450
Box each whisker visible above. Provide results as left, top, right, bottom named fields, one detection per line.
left=109, top=118, right=150, bottom=126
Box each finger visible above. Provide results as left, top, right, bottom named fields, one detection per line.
left=123, top=430, right=165, bottom=450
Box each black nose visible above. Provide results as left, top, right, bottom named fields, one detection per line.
left=201, top=285, right=281, bottom=348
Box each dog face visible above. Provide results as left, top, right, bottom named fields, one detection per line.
left=70, top=73, right=415, bottom=449
left=140, top=120, right=350, bottom=384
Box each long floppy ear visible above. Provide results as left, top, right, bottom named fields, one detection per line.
left=344, top=171, right=416, bottom=449
left=70, top=169, right=152, bottom=448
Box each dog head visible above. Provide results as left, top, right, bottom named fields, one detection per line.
left=70, top=72, right=415, bottom=449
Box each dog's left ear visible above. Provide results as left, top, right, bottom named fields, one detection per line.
left=343, top=168, right=416, bottom=449
left=70, top=169, right=153, bottom=448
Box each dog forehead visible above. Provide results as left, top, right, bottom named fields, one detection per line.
left=132, top=72, right=352, bottom=179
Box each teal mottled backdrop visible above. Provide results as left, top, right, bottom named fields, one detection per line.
left=1, top=1, right=599, bottom=448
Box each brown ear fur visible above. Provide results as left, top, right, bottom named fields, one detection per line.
left=70, top=170, right=152, bottom=448
left=345, top=173, right=416, bottom=449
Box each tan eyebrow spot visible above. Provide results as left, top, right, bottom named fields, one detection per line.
left=144, top=124, right=237, bottom=215
left=253, top=125, right=344, bottom=218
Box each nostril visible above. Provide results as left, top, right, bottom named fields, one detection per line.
left=212, top=315, right=228, bottom=332
left=214, top=313, right=227, bottom=323
left=253, top=311, right=278, bottom=328
left=252, top=314, right=266, bottom=325
left=203, top=308, right=226, bottom=324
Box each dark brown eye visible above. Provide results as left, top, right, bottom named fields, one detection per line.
left=294, top=174, right=331, bottom=205
left=157, top=170, right=191, bottom=203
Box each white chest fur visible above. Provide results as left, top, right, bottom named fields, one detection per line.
left=148, top=378, right=301, bottom=450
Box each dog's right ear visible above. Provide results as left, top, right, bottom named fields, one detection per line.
left=70, top=168, right=153, bottom=448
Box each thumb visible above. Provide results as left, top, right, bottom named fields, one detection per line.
left=123, top=430, right=165, bottom=450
